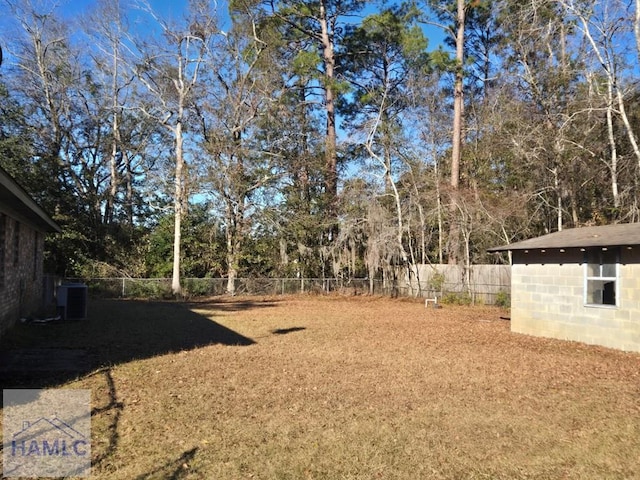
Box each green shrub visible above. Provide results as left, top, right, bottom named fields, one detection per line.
left=126, top=279, right=171, bottom=299
left=441, top=292, right=472, bottom=305
left=495, top=290, right=510, bottom=308
left=183, top=278, right=213, bottom=297
left=428, top=272, right=445, bottom=292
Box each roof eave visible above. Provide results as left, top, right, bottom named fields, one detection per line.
left=0, top=167, right=61, bottom=233
left=488, top=243, right=638, bottom=253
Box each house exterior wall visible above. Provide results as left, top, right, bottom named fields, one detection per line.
left=511, top=248, right=640, bottom=352
left=0, top=214, right=46, bottom=338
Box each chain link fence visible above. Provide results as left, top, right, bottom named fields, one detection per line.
left=67, top=277, right=378, bottom=298
left=63, top=274, right=510, bottom=306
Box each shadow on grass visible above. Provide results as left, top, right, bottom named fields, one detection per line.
left=89, top=364, right=199, bottom=478
left=134, top=446, right=199, bottom=480
left=0, top=298, right=264, bottom=472
left=0, top=298, right=259, bottom=389
left=90, top=367, right=124, bottom=469
left=186, top=298, right=280, bottom=313
left=271, top=326, right=306, bottom=335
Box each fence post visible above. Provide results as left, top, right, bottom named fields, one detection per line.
left=122, top=278, right=125, bottom=298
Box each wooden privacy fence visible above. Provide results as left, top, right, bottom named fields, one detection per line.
left=68, top=265, right=511, bottom=305
left=400, top=264, right=511, bottom=305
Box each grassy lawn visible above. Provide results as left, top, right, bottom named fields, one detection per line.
left=2, top=295, right=640, bottom=479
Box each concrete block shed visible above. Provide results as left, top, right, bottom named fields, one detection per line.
left=0, top=166, right=60, bottom=338
left=488, top=223, right=640, bottom=352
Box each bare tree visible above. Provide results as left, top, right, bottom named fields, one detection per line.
left=82, top=0, right=140, bottom=225
left=134, top=0, right=217, bottom=295
left=199, top=6, right=276, bottom=295
left=363, top=87, right=409, bottom=270
left=5, top=0, right=73, bottom=164
left=498, top=0, right=588, bottom=231
left=561, top=0, right=640, bottom=218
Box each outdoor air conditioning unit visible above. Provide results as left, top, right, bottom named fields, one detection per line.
left=57, top=284, right=88, bottom=321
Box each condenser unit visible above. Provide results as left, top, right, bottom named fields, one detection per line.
left=57, top=284, right=88, bottom=320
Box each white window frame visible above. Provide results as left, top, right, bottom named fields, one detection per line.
left=584, top=247, right=619, bottom=308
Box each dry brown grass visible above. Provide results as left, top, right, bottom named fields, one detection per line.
left=5, top=295, right=640, bottom=479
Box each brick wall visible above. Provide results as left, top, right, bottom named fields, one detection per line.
left=511, top=247, right=640, bottom=352
left=0, top=213, right=46, bottom=337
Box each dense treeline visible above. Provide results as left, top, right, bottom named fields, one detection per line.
left=1, top=0, right=639, bottom=294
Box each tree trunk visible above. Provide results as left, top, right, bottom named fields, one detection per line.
left=124, top=151, right=134, bottom=225
left=106, top=32, right=120, bottom=225
left=106, top=123, right=118, bottom=224
left=448, top=0, right=465, bottom=265
left=226, top=251, right=238, bottom=296
left=224, top=183, right=246, bottom=296
left=172, top=120, right=184, bottom=296
left=605, top=80, right=620, bottom=210
left=319, top=0, right=338, bottom=224
left=225, top=208, right=239, bottom=295
left=225, top=208, right=243, bottom=296
left=553, top=166, right=563, bottom=231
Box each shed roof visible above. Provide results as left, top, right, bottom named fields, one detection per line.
left=487, top=223, right=640, bottom=252
left=0, top=166, right=61, bottom=233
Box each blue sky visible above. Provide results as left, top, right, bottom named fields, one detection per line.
left=59, top=0, right=184, bottom=18
left=56, top=0, right=446, bottom=51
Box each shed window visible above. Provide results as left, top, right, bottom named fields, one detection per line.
left=584, top=248, right=618, bottom=306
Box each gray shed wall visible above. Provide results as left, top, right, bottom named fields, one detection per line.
left=511, top=248, right=640, bottom=352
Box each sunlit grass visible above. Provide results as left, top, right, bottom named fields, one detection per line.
left=3, top=296, right=639, bottom=479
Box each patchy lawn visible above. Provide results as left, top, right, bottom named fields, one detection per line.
left=2, top=296, right=640, bottom=479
